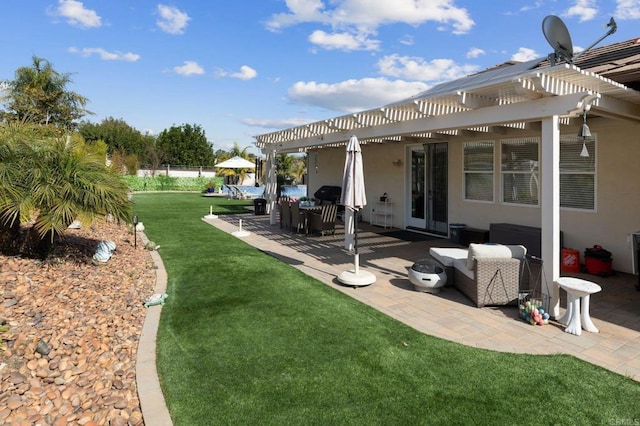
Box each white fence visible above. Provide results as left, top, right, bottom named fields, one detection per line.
left=137, top=166, right=256, bottom=185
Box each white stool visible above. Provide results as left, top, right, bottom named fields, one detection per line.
left=556, top=277, right=602, bottom=336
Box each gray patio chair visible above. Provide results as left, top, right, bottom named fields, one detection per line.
left=453, top=244, right=527, bottom=308
left=289, top=201, right=306, bottom=233
left=308, top=204, right=338, bottom=236
left=279, top=199, right=291, bottom=230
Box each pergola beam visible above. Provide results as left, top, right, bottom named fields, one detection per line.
left=264, top=91, right=598, bottom=152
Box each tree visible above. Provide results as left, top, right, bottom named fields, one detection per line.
left=290, top=155, right=307, bottom=184
left=155, top=123, right=215, bottom=167
left=78, top=117, right=152, bottom=158
left=0, top=125, right=132, bottom=257
left=1, top=56, right=90, bottom=129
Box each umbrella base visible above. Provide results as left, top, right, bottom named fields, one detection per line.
left=231, top=230, right=250, bottom=238
left=338, top=269, right=376, bottom=287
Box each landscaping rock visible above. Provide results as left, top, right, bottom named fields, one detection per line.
left=0, top=221, right=156, bottom=425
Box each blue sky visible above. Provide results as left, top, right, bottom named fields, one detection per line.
left=1, top=1, right=638, bottom=155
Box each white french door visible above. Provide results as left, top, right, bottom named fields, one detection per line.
left=406, top=143, right=448, bottom=234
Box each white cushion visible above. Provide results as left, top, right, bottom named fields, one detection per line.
left=466, top=243, right=527, bottom=270
left=429, top=247, right=469, bottom=267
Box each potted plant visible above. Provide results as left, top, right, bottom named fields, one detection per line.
left=205, top=181, right=217, bottom=193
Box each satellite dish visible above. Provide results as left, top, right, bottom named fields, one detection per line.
left=542, top=15, right=574, bottom=64
left=542, top=15, right=617, bottom=66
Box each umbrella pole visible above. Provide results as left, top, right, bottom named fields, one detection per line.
left=352, top=152, right=359, bottom=273
left=354, top=208, right=359, bottom=274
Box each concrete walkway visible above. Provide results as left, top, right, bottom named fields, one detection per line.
left=208, top=213, right=640, bottom=381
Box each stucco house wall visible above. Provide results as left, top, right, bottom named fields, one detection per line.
left=307, top=143, right=406, bottom=224
left=311, top=118, right=640, bottom=273
left=446, top=120, right=640, bottom=273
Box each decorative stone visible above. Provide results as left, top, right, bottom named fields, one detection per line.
left=0, top=220, right=154, bottom=426
left=7, top=395, right=23, bottom=410
left=10, top=372, right=27, bottom=385
left=3, top=298, right=18, bottom=307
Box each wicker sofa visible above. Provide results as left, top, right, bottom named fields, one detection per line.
left=430, top=244, right=527, bottom=308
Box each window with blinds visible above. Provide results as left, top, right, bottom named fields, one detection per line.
left=463, top=141, right=494, bottom=202
left=560, top=134, right=596, bottom=210
left=501, top=138, right=539, bottom=206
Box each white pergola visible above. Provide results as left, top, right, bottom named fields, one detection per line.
left=256, top=62, right=640, bottom=317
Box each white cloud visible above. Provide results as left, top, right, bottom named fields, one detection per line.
left=399, top=35, right=414, bottom=46
left=376, top=54, right=479, bottom=82
left=216, top=65, right=258, bottom=80
left=564, top=0, right=598, bottom=22
left=174, top=61, right=205, bottom=76
left=266, top=0, right=474, bottom=51
left=51, top=0, right=101, bottom=28
left=308, top=30, right=380, bottom=51
left=518, top=1, right=544, bottom=13
left=232, top=66, right=258, bottom=80
left=157, top=4, right=190, bottom=35
left=287, top=78, right=429, bottom=113
left=615, top=0, right=640, bottom=19
left=265, top=0, right=330, bottom=32
left=466, top=47, right=485, bottom=59
left=511, top=47, right=539, bottom=62
left=68, top=47, right=140, bottom=62
left=242, top=117, right=315, bottom=129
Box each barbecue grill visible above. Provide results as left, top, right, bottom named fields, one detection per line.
left=313, top=185, right=342, bottom=204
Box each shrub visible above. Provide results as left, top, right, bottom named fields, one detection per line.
left=121, top=176, right=223, bottom=192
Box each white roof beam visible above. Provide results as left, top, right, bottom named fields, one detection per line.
left=591, top=94, right=640, bottom=123
left=456, top=91, right=497, bottom=108
left=274, top=91, right=597, bottom=151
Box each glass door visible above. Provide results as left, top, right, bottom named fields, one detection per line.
left=406, top=143, right=448, bottom=234
left=407, top=149, right=426, bottom=228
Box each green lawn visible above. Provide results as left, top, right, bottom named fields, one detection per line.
left=134, top=193, right=640, bottom=425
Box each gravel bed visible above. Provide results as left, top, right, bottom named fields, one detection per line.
left=0, top=220, right=157, bottom=425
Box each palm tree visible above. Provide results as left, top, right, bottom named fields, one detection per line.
left=1, top=56, right=90, bottom=129
left=291, top=155, right=307, bottom=184
left=0, top=125, right=132, bottom=257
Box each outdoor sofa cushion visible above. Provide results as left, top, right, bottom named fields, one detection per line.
left=466, top=243, right=527, bottom=270
left=429, top=247, right=469, bottom=267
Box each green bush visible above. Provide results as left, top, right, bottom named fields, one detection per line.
left=121, top=175, right=224, bottom=192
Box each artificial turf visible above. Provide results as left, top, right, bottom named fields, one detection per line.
left=134, top=193, right=640, bottom=425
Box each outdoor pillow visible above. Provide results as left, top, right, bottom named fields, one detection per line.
left=466, top=243, right=527, bottom=270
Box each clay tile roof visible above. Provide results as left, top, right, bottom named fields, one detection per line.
left=538, top=37, right=640, bottom=90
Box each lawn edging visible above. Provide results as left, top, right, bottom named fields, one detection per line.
left=135, top=232, right=173, bottom=426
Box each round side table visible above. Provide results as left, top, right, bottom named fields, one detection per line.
left=556, top=277, right=602, bottom=336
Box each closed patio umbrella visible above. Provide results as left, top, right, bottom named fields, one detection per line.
left=338, top=135, right=376, bottom=286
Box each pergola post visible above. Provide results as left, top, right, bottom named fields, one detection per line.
left=541, top=116, right=561, bottom=318
left=264, top=149, right=278, bottom=225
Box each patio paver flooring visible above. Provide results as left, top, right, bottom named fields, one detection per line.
left=205, top=212, right=640, bottom=382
